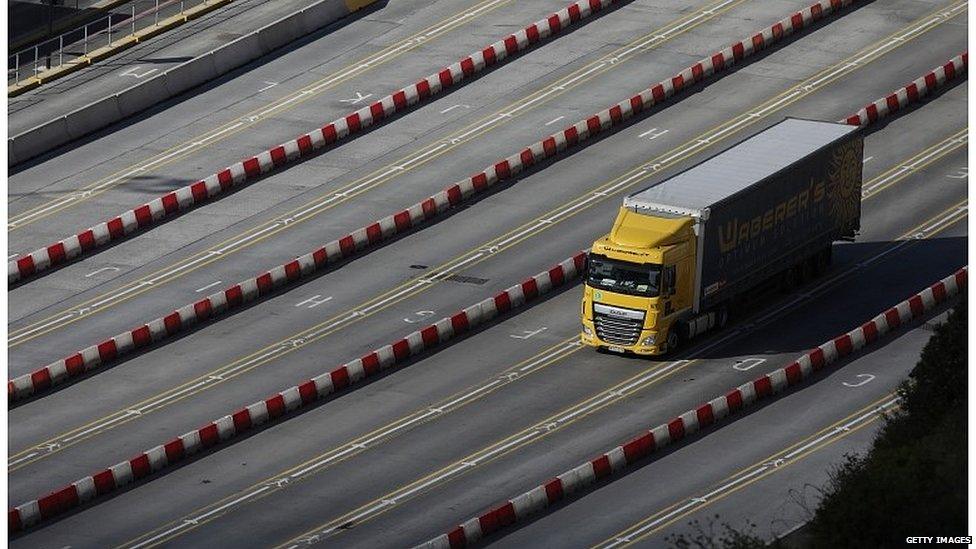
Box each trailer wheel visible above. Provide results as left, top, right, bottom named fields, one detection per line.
left=814, top=247, right=832, bottom=276
left=717, top=306, right=729, bottom=329
left=801, top=257, right=815, bottom=284
left=781, top=266, right=798, bottom=293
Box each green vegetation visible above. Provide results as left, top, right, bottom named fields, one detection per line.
left=808, top=300, right=968, bottom=546
left=666, top=517, right=774, bottom=549
left=669, top=300, right=967, bottom=548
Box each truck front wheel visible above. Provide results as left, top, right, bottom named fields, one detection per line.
left=666, top=329, right=680, bottom=354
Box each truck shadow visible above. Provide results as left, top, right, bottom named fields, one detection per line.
left=481, top=238, right=966, bottom=548
left=679, top=235, right=967, bottom=361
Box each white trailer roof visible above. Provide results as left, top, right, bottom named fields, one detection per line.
left=624, top=118, right=859, bottom=217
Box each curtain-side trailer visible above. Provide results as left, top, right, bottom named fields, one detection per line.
left=581, top=117, right=863, bottom=355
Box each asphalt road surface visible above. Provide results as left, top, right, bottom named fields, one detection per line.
left=8, top=0, right=968, bottom=546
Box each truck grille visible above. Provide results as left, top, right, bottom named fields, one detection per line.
left=593, top=303, right=645, bottom=346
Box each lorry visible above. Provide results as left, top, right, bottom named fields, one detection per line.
left=580, top=117, right=863, bottom=355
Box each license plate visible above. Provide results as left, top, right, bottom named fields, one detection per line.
left=607, top=346, right=626, bottom=354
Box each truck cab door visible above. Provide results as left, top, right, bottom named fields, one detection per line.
left=662, top=264, right=676, bottom=316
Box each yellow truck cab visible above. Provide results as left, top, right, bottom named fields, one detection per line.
left=581, top=118, right=863, bottom=355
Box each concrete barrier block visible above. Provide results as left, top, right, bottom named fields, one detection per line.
left=117, top=72, right=171, bottom=118
left=212, top=33, right=263, bottom=75
left=298, top=3, right=349, bottom=35
left=257, top=11, right=307, bottom=53
left=162, top=53, right=219, bottom=97
left=64, top=95, right=123, bottom=141
left=10, top=0, right=368, bottom=167
left=9, top=116, right=69, bottom=165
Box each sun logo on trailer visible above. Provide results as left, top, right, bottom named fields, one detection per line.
left=827, top=139, right=862, bottom=227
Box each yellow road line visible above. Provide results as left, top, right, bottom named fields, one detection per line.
left=270, top=200, right=968, bottom=548
left=8, top=0, right=513, bottom=230
left=862, top=127, right=967, bottom=199
left=274, top=358, right=701, bottom=548
left=8, top=2, right=964, bottom=475
left=591, top=395, right=900, bottom=548
left=126, top=200, right=964, bottom=548
left=117, top=336, right=584, bottom=548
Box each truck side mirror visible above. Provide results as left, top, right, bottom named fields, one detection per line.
left=662, top=265, right=676, bottom=296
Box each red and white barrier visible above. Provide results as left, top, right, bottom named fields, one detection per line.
left=8, top=0, right=858, bottom=401
left=10, top=0, right=862, bottom=285
left=844, top=52, right=967, bottom=126
left=8, top=0, right=621, bottom=285
left=7, top=253, right=586, bottom=532
left=418, top=267, right=967, bottom=548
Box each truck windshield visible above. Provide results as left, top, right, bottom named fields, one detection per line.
left=586, top=254, right=660, bottom=297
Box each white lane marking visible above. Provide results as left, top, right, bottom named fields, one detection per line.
left=439, top=104, right=470, bottom=114
left=84, top=281, right=154, bottom=310
left=862, top=156, right=873, bottom=163
left=14, top=1, right=964, bottom=470
left=298, top=357, right=690, bottom=539
left=920, top=205, right=967, bottom=233
left=9, top=118, right=247, bottom=228
left=123, top=194, right=964, bottom=545
left=842, top=374, right=875, bottom=388
left=8, top=253, right=20, bottom=260
left=120, top=66, right=158, bottom=79
left=946, top=166, right=968, bottom=179
left=638, top=127, right=669, bottom=140
left=295, top=295, right=333, bottom=309
left=8, top=452, right=40, bottom=467
left=8, top=0, right=513, bottom=230
left=127, top=340, right=579, bottom=547
left=510, top=327, right=547, bottom=340
left=60, top=409, right=145, bottom=443
left=180, top=486, right=272, bottom=525
left=862, top=133, right=967, bottom=196
left=258, top=81, right=278, bottom=92
left=195, top=280, right=223, bottom=293
left=13, top=313, right=76, bottom=341
left=732, top=357, right=766, bottom=371
left=84, top=266, right=120, bottom=278
left=339, top=92, right=372, bottom=104
left=544, top=116, right=565, bottom=126
left=115, top=193, right=962, bottom=543
left=8, top=0, right=748, bottom=336
left=403, top=310, right=436, bottom=324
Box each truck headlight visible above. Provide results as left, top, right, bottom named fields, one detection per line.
left=641, top=335, right=656, bottom=346
left=582, top=325, right=593, bottom=336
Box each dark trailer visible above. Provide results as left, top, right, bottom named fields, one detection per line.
left=623, top=117, right=864, bottom=313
